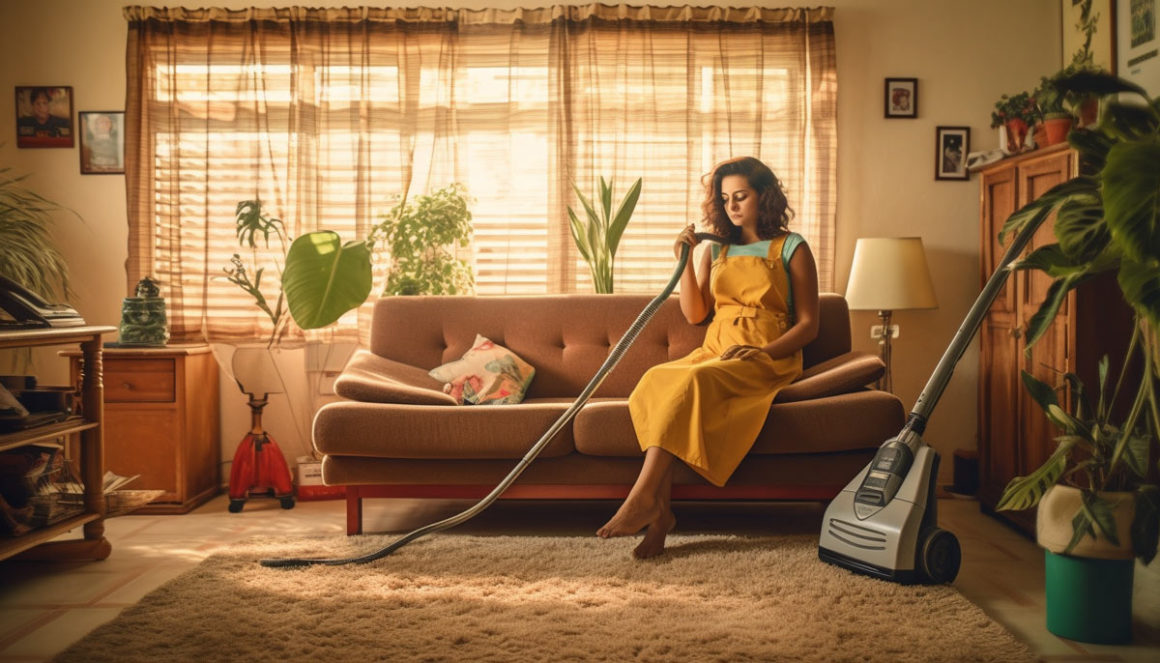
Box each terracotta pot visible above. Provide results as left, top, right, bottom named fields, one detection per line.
left=1043, top=116, right=1073, bottom=146
left=1032, top=123, right=1048, bottom=149
left=1037, top=484, right=1135, bottom=560
left=1004, top=118, right=1028, bottom=153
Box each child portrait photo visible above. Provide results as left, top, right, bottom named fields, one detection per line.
left=15, top=86, right=74, bottom=148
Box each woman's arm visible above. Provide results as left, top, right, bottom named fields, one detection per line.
left=676, top=225, right=714, bottom=324
left=720, top=243, right=819, bottom=360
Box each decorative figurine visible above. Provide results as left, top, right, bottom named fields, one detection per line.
left=118, top=276, right=169, bottom=346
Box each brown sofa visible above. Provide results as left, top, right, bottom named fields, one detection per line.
left=314, top=293, right=905, bottom=534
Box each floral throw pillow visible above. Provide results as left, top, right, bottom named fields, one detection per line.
left=428, top=335, right=535, bottom=405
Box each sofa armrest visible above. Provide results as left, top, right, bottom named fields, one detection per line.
left=333, top=349, right=457, bottom=405
left=775, top=351, right=886, bottom=403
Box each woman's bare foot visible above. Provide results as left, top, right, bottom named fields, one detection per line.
left=596, top=494, right=660, bottom=538
left=632, top=510, right=676, bottom=559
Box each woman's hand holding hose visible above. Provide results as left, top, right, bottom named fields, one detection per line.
left=673, top=223, right=700, bottom=259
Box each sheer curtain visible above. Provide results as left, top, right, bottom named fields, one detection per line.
left=124, top=5, right=836, bottom=343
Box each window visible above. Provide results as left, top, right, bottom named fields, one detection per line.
left=125, top=5, right=837, bottom=342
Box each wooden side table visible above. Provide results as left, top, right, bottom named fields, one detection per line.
left=66, top=344, right=221, bottom=514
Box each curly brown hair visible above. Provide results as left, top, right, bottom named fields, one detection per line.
left=699, top=156, right=794, bottom=242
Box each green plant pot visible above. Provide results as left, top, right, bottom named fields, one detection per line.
left=1044, top=550, right=1134, bottom=644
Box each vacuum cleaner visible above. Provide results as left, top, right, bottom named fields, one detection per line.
left=261, top=232, right=730, bottom=568
left=818, top=211, right=1049, bottom=584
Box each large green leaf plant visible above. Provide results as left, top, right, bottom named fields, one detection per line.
left=223, top=200, right=373, bottom=347
left=567, top=177, right=642, bottom=293
left=995, top=71, right=1160, bottom=564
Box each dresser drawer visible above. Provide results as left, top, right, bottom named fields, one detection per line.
left=105, top=358, right=176, bottom=402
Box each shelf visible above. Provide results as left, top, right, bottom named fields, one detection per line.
left=0, top=325, right=115, bottom=563
left=0, top=417, right=98, bottom=453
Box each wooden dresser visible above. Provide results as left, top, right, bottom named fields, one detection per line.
left=976, top=143, right=1133, bottom=535
left=66, top=344, right=221, bottom=514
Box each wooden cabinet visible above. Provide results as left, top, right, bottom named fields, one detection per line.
left=67, top=344, right=221, bottom=514
left=0, top=326, right=115, bottom=562
left=976, top=143, right=1132, bottom=535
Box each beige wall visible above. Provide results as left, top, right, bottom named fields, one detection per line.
left=0, top=0, right=1062, bottom=484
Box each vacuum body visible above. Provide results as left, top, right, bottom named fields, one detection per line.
left=819, top=427, right=960, bottom=584
left=819, top=209, right=1050, bottom=584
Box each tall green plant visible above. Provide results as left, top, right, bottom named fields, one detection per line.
left=995, top=71, right=1160, bottom=563
left=567, top=177, right=642, bottom=293
left=0, top=164, right=73, bottom=302
left=374, top=183, right=474, bottom=296
left=223, top=200, right=374, bottom=347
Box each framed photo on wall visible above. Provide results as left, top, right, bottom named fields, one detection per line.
left=78, top=111, right=125, bottom=174
left=1117, top=0, right=1160, bottom=91
left=1062, top=0, right=1115, bottom=71
left=884, top=78, right=918, bottom=118
left=14, top=86, right=74, bottom=148
left=935, top=126, right=970, bottom=181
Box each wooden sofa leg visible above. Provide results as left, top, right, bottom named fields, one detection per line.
left=346, top=487, right=363, bottom=535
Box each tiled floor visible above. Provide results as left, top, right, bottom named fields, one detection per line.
left=1, top=493, right=1158, bottom=662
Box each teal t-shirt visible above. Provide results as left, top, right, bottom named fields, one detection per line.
left=710, top=232, right=806, bottom=320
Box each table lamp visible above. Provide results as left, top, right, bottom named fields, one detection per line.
left=844, top=237, right=938, bottom=392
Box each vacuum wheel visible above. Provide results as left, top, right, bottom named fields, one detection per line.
left=279, top=495, right=295, bottom=510
left=919, top=527, right=961, bottom=584
left=228, top=499, right=246, bottom=513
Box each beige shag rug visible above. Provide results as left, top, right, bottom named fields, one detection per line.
left=57, top=533, right=1034, bottom=663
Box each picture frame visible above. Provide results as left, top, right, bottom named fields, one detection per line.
left=935, top=126, right=970, bottom=181
left=14, top=86, right=74, bottom=148
left=1117, top=0, right=1160, bottom=92
left=884, top=78, right=918, bottom=118
left=78, top=111, right=125, bottom=175
left=1062, top=0, right=1116, bottom=71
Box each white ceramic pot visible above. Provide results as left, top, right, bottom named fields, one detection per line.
left=1036, top=484, right=1135, bottom=560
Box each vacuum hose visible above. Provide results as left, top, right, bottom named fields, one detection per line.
left=260, top=232, right=728, bottom=568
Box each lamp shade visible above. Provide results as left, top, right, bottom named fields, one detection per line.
left=845, top=237, right=938, bottom=311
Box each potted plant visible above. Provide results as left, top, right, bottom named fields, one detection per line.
left=990, top=91, right=1038, bottom=154
left=0, top=161, right=73, bottom=303
left=1032, top=73, right=1076, bottom=146
left=373, top=183, right=474, bottom=296
left=995, top=71, right=1160, bottom=644
left=223, top=200, right=374, bottom=348
left=567, top=176, right=642, bottom=293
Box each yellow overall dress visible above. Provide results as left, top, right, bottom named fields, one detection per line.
left=627, top=234, right=803, bottom=486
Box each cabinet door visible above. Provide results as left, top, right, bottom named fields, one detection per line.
left=977, top=312, right=1020, bottom=506
left=1016, top=152, right=1073, bottom=480
left=980, top=166, right=1017, bottom=313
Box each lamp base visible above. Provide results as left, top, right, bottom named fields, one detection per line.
left=876, top=310, right=894, bottom=393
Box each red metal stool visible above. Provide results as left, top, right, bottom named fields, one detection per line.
left=227, top=393, right=295, bottom=512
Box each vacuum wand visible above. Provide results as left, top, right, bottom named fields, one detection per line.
left=908, top=212, right=1049, bottom=434
left=261, top=232, right=729, bottom=568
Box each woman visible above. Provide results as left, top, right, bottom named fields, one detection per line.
left=597, top=156, right=820, bottom=559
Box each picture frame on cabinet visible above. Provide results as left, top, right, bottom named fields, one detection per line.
left=884, top=78, right=918, bottom=118
left=14, top=86, right=74, bottom=148
left=78, top=111, right=125, bottom=175
left=1117, top=0, right=1160, bottom=92
left=935, top=126, right=970, bottom=181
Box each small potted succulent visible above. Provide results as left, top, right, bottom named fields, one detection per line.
left=990, top=91, right=1038, bottom=154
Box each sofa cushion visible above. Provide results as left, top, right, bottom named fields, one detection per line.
left=313, top=398, right=576, bottom=459
left=428, top=334, right=536, bottom=405
left=334, top=350, right=455, bottom=406
left=775, top=351, right=885, bottom=403
left=572, top=390, right=903, bottom=457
